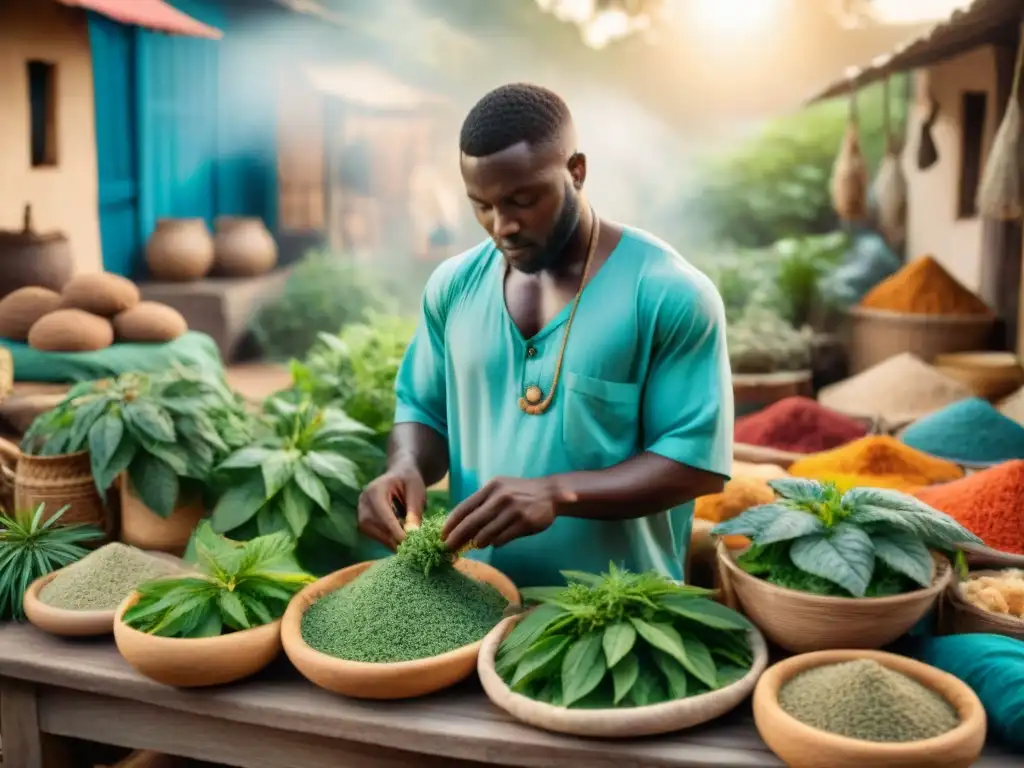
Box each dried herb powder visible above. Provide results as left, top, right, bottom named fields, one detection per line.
left=300, top=557, right=507, bottom=663
left=779, top=660, right=959, bottom=742
left=39, top=542, right=181, bottom=611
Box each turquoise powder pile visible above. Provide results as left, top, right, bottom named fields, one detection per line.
left=901, top=397, right=1024, bottom=464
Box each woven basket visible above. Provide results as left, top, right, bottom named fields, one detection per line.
left=477, top=612, right=769, bottom=738
left=13, top=449, right=111, bottom=536
left=716, top=542, right=951, bottom=653
left=0, top=347, right=11, bottom=403
left=941, top=569, right=1024, bottom=641
left=934, top=351, right=1024, bottom=401
left=845, top=307, right=994, bottom=374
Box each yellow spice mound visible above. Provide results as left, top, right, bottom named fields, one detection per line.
left=787, top=435, right=963, bottom=488
left=859, top=255, right=990, bottom=316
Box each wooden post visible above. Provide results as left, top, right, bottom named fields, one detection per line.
left=0, top=680, right=73, bottom=768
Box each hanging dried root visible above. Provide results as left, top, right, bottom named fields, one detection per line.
left=976, top=24, right=1024, bottom=220
left=831, top=89, right=869, bottom=222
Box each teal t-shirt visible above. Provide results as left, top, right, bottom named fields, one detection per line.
left=394, top=227, right=733, bottom=587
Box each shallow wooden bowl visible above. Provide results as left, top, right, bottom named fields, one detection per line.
left=717, top=543, right=951, bottom=652
left=114, top=593, right=282, bottom=687
left=281, top=558, right=519, bottom=700
left=24, top=552, right=187, bottom=638
left=934, top=351, right=1024, bottom=402
left=942, top=569, right=1024, bottom=641
left=753, top=649, right=986, bottom=768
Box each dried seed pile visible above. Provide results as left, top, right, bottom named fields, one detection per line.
left=779, top=659, right=959, bottom=742
left=39, top=542, right=181, bottom=611
left=300, top=557, right=508, bottom=663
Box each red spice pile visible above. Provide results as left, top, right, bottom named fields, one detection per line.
left=734, top=396, right=868, bottom=453
left=915, top=460, right=1024, bottom=555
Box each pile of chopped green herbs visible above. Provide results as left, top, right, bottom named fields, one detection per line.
left=40, top=542, right=181, bottom=611
left=300, top=554, right=508, bottom=663
left=496, top=565, right=755, bottom=709
left=122, top=523, right=314, bottom=638
left=396, top=517, right=452, bottom=577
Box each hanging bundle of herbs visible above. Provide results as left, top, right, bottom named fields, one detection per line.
left=123, top=522, right=313, bottom=639
left=210, top=396, right=383, bottom=558
left=495, top=566, right=755, bottom=709
left=0, top=503, right=102, bottom=620
left=21, top=368, right=254, bottom=518
left=712, top=479, right=980, bottom=598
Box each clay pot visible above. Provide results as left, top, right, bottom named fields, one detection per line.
left=213, top=217, right=278, bottom=277
left=753, top=649, right=986, bottom=768
left=114, top=592, right=282, bottom=687
left=716, top=543, right=951, bottom=653
left=0, top=204, right=74, bottom=300
left=282, top=558, right=520, bottom=700
left=145, top=219, right=215, bottom=282
left=120, top=477, right=206, bottom=556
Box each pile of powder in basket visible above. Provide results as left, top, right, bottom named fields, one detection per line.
left=915, top=461, right=1024, bottom=555
left=734, top=396, right=867, bottom=453
left=787, top=435, right=963, bottom=491
left=818, top=353, right=971, bottom=426
left=901, top=397, right=1024, bottom=464
left=859, top=254, right=991, bottom=316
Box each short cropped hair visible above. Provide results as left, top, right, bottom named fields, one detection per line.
left=459, top=83, right=572, bottom=158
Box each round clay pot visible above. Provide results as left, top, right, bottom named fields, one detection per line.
left=145, top=219, right=214, bottom=282
left=120, top=477, right=206, bottom=556
left=753, top=649, right=986, bottom=768
left=716, top=542, right=951, bottom=653
left=23, top=552, right=187, bottom=637
left=114, top=592, right=282, bottom=687
left=213, top=216, right=278, bottom=277
left=282, top=558, right=520, bottom=700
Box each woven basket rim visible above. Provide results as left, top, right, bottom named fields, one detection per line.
left=846, top=306, right=995, bottom=325
left=946, top=570, right=1024, bottom=631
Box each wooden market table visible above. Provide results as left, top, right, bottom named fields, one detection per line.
left=0, top=624, right=1018, bottom=768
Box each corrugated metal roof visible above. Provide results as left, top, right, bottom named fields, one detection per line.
left=806, top=0, right=1020, bottom=103
left=56, top=0, right=223, bottom=39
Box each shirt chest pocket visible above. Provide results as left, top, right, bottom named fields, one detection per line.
left=561, top=372, right=641, bottom=470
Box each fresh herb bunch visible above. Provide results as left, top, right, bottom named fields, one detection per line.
left=289, top=313, right=416, bottom=438
left=397, top=517, right=451, bottom=577
left=0, top=503, right=102, bottom=620
left=210, top=395, right=384, bottom=550
left=123, top=522, right=314, bottom=638
left=22, top=368, right=253, bottom=518
left=496, top=566, right=755, bottom=709
left=712, top=479, right=982, bottom=598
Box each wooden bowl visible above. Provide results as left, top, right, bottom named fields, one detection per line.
left=934, top=351, right=1024, bottom=402
left=717, top=543, right=951, bottom=653
left=753, top=649, right=986, bottom=768
left=113, top=593, right=282, bottom=687
left=24, top=552, right=188, bottom=637
left=942, top=569, right=1024, bottom=641
left=281, top=558, right=519, bottom=700
left=478, top=612, right=769, bottom=738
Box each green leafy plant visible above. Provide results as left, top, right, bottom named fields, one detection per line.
left=209, top=396, right=384, bottom=556
left=22, top=368, right=254, bottom=518
left=289, top=313, right=416, bottom=439
left=712, top=479, right=983, bottom=598
left=727, top=305, right=813, bottom=374
left=496, top=566, right=755, bottom=709
left=0, top=503, right=102, bottom=620
left=123, top=522, right=314, bottom=638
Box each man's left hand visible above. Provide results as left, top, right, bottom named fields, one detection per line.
left=442, top=476, right=578, bottom=552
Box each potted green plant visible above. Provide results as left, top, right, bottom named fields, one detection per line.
left=711, top=479, right=982, bottom=652
left=209, top=395, right=384, bottom=574
left=22, top=368, right=254, bottom=554
left=0, top=503, right=102, bottom=621
left=114, top=522, right=314, bottom=687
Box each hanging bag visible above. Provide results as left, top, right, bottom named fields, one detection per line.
left=831, top=86, right=870, bottom=222
left=976, top=21, right=1024, bottom=220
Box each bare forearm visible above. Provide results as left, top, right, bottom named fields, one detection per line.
left=387, top=422, right=449, bottom=487
left=552, top=452, right=725, bottom=522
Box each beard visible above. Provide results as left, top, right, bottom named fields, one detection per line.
left=504, top=182, right=581, bottom=275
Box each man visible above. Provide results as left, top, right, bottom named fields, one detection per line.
left=357, top=83, right=732, bottom=587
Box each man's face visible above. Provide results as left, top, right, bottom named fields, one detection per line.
left=460, top=142, right=582, bottom=274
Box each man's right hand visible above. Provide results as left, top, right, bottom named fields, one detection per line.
left=357, top=464, right=427, bottom=550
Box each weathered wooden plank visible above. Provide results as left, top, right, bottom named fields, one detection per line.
left=0, top=679, right=72, bottom=768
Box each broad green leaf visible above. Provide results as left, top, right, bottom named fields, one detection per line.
left=756, top=509, right=825, bottom=545
left=305, top=451, right=361, bottom=488
left=711, top=503, right=791, bottom=537
left=628, top=666, right=668, bottom=707
left=96, top=435, right=137, bottom=495
left=519, top=586, right=567, bottom=604
left=211, top=477, right=267, bottom=533
left=767, top=478, right=825, bottom=503
left=262, top=451, right=298, bottom=500
left=601, top=622, right=636, bottom=668
left=128, top=453, right=179, bottom=518
left=631, top=618, right=717, bottom=689
left=676, top=631, right=718, bottom=689
left=257, top=506, right=290, bottom=536
left=560, top=570, right=603, bottom=587
left=789, top=522, right=876, bottom=597
left=309, top=508, right=356, bottom=546
left=497, top=604, right=566, bottom=671
left=217, top=591, right=251, bottom=630
left=88, top=412, right=125, bottom=492
left=218, top=447, right=275, bottom=471
left=71, top=397, right=110, bottom=452
left=610, top=651, right=639, bottom=704
left=658, top=595, right=753, bottom=631
left=189, top=606, right=223, bottom=638
left=280, top=482, right=313, bottom=538
left=652, top=648, right=689, bottom=699
left=510, top=636, right=571, bottom=689
left=843, top=493, right=982, bottom=549
left=871, top=531, right=934, bottom=588
left=560, top=633, right=606, bottom=707
left=717, top=664, right=749, bottom=687
left=630, top=619, right=688, bottom=664
left=124, top=401, right=176, bottom=443
left=294, top=462, right=330, bottom=512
